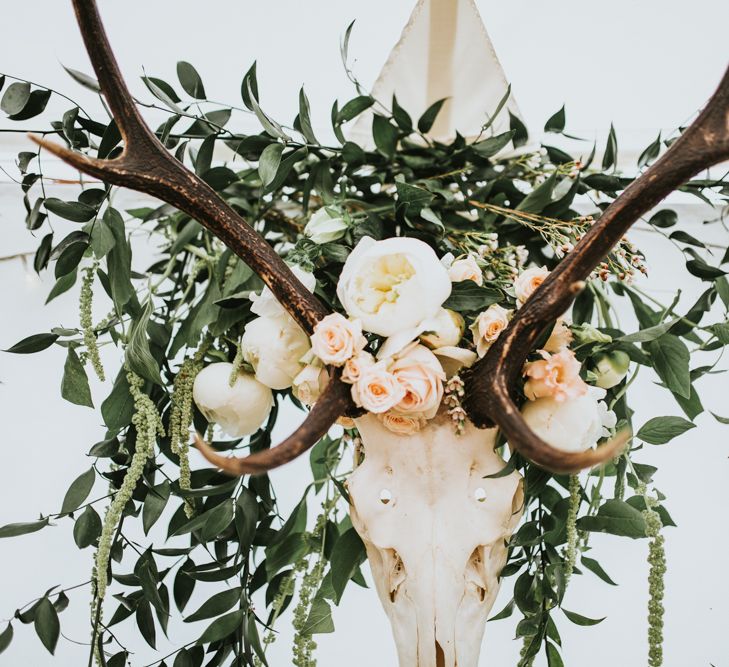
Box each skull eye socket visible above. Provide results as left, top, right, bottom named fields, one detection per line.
left=473, top=487, right=487, bottom=502
left=379, top=489, right=393, bottom=505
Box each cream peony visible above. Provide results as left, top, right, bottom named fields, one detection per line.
left=523, top=349, right=588, bottom=402
left=241, top=313, right=310, bottom=390
left=378, top=412, right=427, bottom=435
left=521, top=387, right=617, bottom=453
left=310, top=313, right=366, bottom=366
left=336, top=236, right=451, bottom=337
left=292, top=365, right=329, bottom=405
left=351, top=361, right=405, bottom=413
left=543, top=318, right=573, bottom=353
left=389, top=344, right=445, bottom=419
left=448, top=255, right=483, bottom=285
left=514, top=266, right=549, bottom=304
left=470, top=304, right=513, bottom=357
left=304, top=207, right=348, bottom=244
left=341, top=351, right=376, bottom=384
left=419, top=308, right=464, bottom=349
left=250, top=265, right=316, bottom=318
left=192, top=363, right=273, bottom=437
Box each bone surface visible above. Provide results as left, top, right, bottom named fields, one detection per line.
left=349, top=413, right=524, bottom=667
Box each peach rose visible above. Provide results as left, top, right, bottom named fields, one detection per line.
left=341, top=351, right=375, bottom=384
left=378, top=412, right=426, bottom=435
left=292, top=364, right=329, bottom=406
left=351, top=362, right=405, bottom=413
left=523, top=349, right=588, bottom=402
left=514, top=266, right=550, bottom=303
left=469, top=304, right=513, bottom=357
left=310, top=313, right=366, bottom=366
left=389, top=344, right=445, bottom=419
left=543, top=318, right=573, bottom=353
left=448, top=255, right=483, bottom=286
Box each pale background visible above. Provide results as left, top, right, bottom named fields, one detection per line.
left=1, top=1, right=728, bottom=666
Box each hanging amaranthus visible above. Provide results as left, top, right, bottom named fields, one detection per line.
left=79, top=260, right=105, bottom=382
left=641, top=489, right=666, bottom=667
left=564, top=474, right=581, bottom=582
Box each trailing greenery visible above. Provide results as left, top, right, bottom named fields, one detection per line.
left=0, top=29, right=728, bottom=667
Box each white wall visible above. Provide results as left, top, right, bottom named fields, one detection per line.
left=1, top=2, right=728, bottom=666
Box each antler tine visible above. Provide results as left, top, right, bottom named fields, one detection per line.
left=194, top=369, right=353, bottom=475
left=33, top=0, right=354, bottom=475
left=463, top=66, right=729, bottom=474
left=30, top=0, right=326, bottom=334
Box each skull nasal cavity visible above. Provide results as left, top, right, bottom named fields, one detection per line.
left=435, top=640, right=446, bottom=667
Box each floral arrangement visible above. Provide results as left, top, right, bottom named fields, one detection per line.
left=0, top=29, right=728, bottom=667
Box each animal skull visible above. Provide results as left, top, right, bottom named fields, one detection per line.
left=349, top=413, right=523, bottom=667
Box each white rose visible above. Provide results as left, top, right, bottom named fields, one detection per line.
left=521, top=387, right=616, bottom=453
left=192, top=363, right=273, bottom=437
left=250, top=265, right=316, bottom=318
left=448, top=255, right=483, bottom=285
left=241, top=314, right=310, bottom=390
left=469, top=304, right=512, bottom=357
left=310, top=313, right=366, bottom=366
left=389, top=344, right=445, bottom=419
left=336, top=236, right=451, bottom=337
left=514, top=266, right=550, bottom=304
left=292, top=365, right=329, bottom=406
left=304, top=207, right=348, bottom=244
left=341, top=351, right=375, bottom=384
left=351, top=361, right=406, bottom=413
left=593, top=350, right=631, bottom=389
left=378, top=412, right=426, bottom=435
left=420, top=309, right=464, bottom=349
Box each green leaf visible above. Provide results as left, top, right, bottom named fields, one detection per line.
left=136, top=599, right=156, bottom=649
left=234, top=488, right=258, bottom=552
left=0, top=623, right=13, bottom=654
left=143, top=482, right=170, bottom=535
left=4, top=332, right=58, bottom=354
left=174, top=499, right=234, bottom=540
left=60, top=467, right=95, bottom=514
left=246, top=80, right=291, bottom=141
left=418, top=98, right=447, bottom=133
left=301, top=598, right=335, bottom=635
left=509, top=111, right=528, bottom=148
left=517, top=172, right=557, bottom=213
left=105, top=208, right=134, bottom=311
left=619, top=316, right=680, bottom=343
left=576, top=499, right=646, bottom=538
left=391, top=95, right=413, bottom=132
left=636, top=416, right=695, bottom=445
left=88, top=217, right=116, bottom=258
left=638, top=132, right=661, bottom=168
left=330, top=528, right=367, bottom=604
left=562, top=608, right=605, bottom=626
left=546, top=642, right=564, bottom=667
left=298, top=87, right=318, bottom=144
left=240, top=61, right=259, bottom=110
left=101, top=369, right=135, bottom=431
left=602, top=123, right=618, bottom=170
left=43, top=198, right=96, bottom=222
left=471, top=130, right=514, bottom=158
left=395, top=181, right=434, bottom=217
left=73, top=505, right=102, bottom=548
left=258, top=143, right=284, bottom=187
left=544, top=105, right=566, bottom=133
left=372, top=114, right=398, bottom=158
left=711, top=412, right=729, bottom=425
left=142, top=76, right=183, bottom=113
left=173, top=649, right=193, bottom=667
left=34, top=598, right=60, bottom=654
left=1, top=81, right=30, bottom=115
left=177, top=61, right=206, bottom=99
left=648, top=209, right=677, bottom=228
left=580, top=556, right=617, bottom=586
left=488, top=598, right=515, bottom=621
left=63, top=66, right=100, bottom=93
left=647, top=335, right=691, bottom=399
left=443, top=282, right=501, bottom=311
left=0, top=517, right=49, bottom=538
left=125, top=298, right=162, bottom=386
left=337, top=95, right=374, bottom=123
left=197, top=609, right=245, bottom=645
left=61, top=348, right=93, bottom=408
left=184, top=588, right=241, bottom=623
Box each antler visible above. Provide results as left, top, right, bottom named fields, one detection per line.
left=33, top=0, right=352, bottom=473
left=463, top=66, right=729, bottom=474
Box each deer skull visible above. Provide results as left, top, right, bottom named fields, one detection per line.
left=349, top=413, right=523, bottom=667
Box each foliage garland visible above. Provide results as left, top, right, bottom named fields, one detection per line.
left=0, top=29, right=728, bottom=667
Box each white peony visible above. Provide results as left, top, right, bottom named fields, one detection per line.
left=521, top=386, right=616, bottom=453
left=192, top=363, right=273, bottom=437
left=304, top=207, right=348, bottom=244
left=336, top=236, right=451, bottom=337
left=292, top=365, right=329, bottom=406
left=419, top=308, right=464, bottom=349
left=241, top=313, right=311, bottom=390
left=250, top=264, right=316, bottom=318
